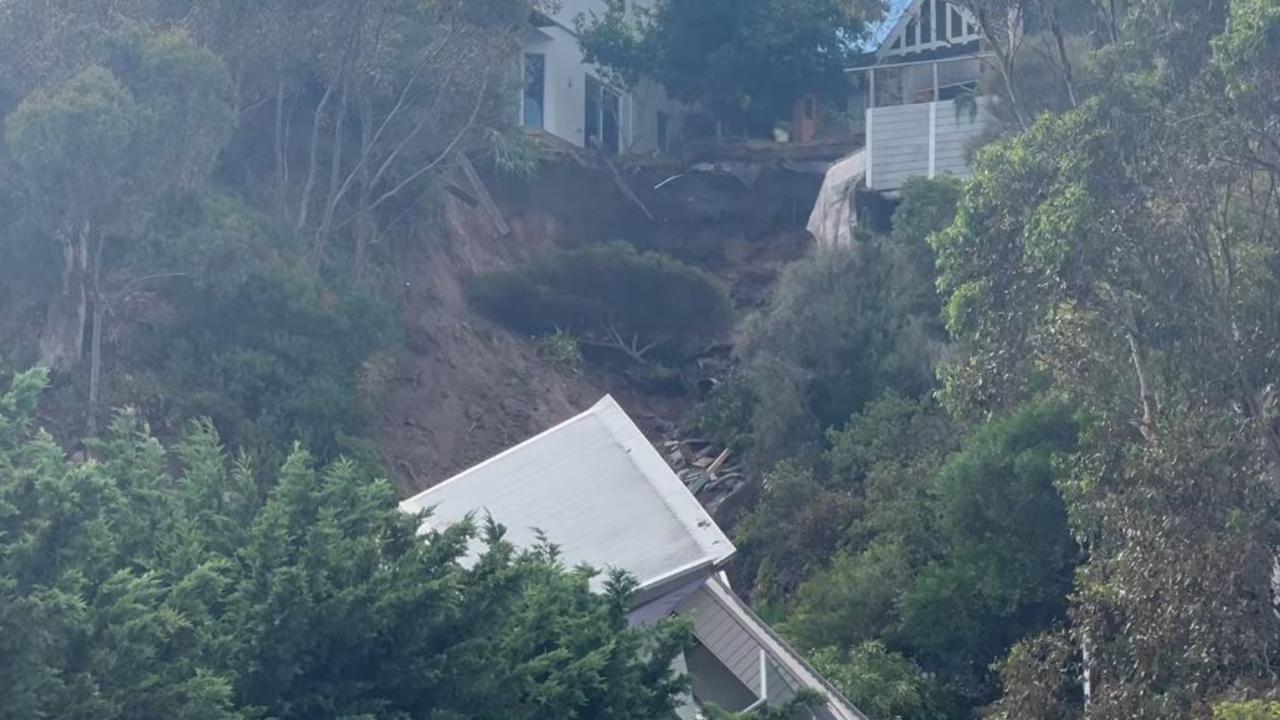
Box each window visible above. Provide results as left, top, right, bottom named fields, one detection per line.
left=920, top=0, right=933, bottom=45
left=657, top=111, right=670, bottom=151
left=949, top=6, right=964, bottom=39
left=521, top=53, right=545, bottom=129
left=601, top=86, right=621, bottom=154
left=585, top=76, right=601, bottom=146
left=905, top=18, right=918, bottom=46
left=585, top=75, right=622, bottom=153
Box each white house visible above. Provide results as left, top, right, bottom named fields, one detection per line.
left=401, top=396, right=866, bottom=720
left=851, top=0, right=995, bottom=192
left=520, top=0, right=683, bottom=154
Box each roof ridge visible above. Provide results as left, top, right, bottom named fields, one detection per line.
left=591, top=396, right=734, bottom=565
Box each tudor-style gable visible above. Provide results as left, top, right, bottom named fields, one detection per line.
left=878, top=0, right=981, bottom=59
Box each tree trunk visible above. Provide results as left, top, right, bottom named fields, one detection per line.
left=296, top=81, right=337, bottom=232
left=274, top=75, right=288, bottom=213
left=87, top=232, right=107, bottom=436
left=354, top=97, right=375, bottom=283
left=38, top=224, right=90, bottom=374
left=311, top=55, right=355, bottom=274
left=1049, top=8, right=1078, bottom=108
left=87, top=298, right=105, bottom=436
left=1127, top=330, right=1157, bottom=441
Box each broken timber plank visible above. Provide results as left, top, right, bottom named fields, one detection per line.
left=457, top=154, right=511, bottom=236
left=595, top=144, right=654, bottom=221
left=706, top=448, right=731, bottom=476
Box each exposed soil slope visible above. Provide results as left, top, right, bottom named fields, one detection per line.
left=378, top=198, right=602, bottom=493
left=377, top=156, right=823, bottom=494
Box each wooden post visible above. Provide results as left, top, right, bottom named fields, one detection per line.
left=596, top=143, right=654, bottom=221
left=457, top=154, right=511, bottom=236
left=928, top=101, right=937, bottom=178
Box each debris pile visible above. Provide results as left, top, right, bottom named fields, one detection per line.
left=663, top=438, right=749, bottom=516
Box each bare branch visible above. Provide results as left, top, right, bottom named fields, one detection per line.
left=368, top=73, right=490, bottom=213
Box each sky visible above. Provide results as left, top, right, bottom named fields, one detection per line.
left=864, top=0, right=914, bottom=49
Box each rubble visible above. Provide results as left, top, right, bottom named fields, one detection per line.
left=663, top=436, right=751, bottom=518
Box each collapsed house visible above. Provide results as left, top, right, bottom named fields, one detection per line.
left=400, top=396, right=866, bottom=720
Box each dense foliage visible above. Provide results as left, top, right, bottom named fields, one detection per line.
left=0, top=368, right=688, bottom=720
left=3, top=0, right=1280, bottom=718
left=0, top=0, right=528, bottom=457
left=931, top=0, right=1280, bottom=713
left=716, top=0, right=1280, bottom=718
left=732, top=178, right=957, bottom=464
left=577, top=0, right=880, bottom=134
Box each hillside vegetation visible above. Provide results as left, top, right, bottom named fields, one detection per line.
left=687, top=0, right=1280, bottom=717
left=2, top=0, right=1280, bottom=719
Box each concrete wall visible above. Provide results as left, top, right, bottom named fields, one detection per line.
left=866, top=97, right=989, bottom=191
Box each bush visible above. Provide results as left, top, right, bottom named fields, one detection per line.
left=1216, top=702, right=1280, bottom=720
left=809, top=641, right=950, bottom=720
left=0, top=370, right=689, bottom=720
left=692, top=373, right=757, bottom=452
left=122, top=265, right=398, bottom=465
left=734, top=177, right=959, bottom=463
left=468, top=241, right=733, bottom=364
left=536, top=329, right=584, bottom=369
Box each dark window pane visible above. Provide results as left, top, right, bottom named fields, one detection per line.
left=522, top=54, right=545, bottom=129
left=585, top=75, right=601, bottom=147
left=602, top=87, right=621, bottom=153
left=921, top=0, right=933, bottom=44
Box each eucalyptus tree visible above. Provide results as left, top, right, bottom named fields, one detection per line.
left=933, top=0, right=1280, bottom=714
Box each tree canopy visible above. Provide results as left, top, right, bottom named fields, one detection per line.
left=578, top=0, right=880, bottom=134
left=0, top=367, right=689, bottom=720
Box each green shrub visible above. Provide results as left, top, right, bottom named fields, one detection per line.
left=735, top=176, right=960, bottom=463
left=123, top=265, right=397, bottom=465
left=469, top=241, right=733, bottom=364
left=536, top=329, right=584, bottom=369
left=692, top=373, right=757, bottom=452
left=809, top=641, right=949, bottom=720
left=1216, top=702, right=1280, bottom=720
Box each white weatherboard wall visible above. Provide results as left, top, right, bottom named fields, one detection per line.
left=866, top=97, right=989, bottom=191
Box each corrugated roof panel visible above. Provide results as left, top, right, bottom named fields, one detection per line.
left=399, top=396, right=735, bottom=591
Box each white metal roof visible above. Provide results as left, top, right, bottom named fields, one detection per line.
left=399, top=395, right=736, bottom=591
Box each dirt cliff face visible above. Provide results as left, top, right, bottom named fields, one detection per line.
left=377, top=197, right=602, bottom=493
left=376, top=156, right=822, bottom=494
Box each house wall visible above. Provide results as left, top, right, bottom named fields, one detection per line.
left=866, top=96, right=989, bottom=191
left=522, top=0, right=684, bottom=154
left=681, top=583, right=768, bottom=695
left=685, top=643, right=759, bottom=712
left=523, top=24, right=594, bottom=147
